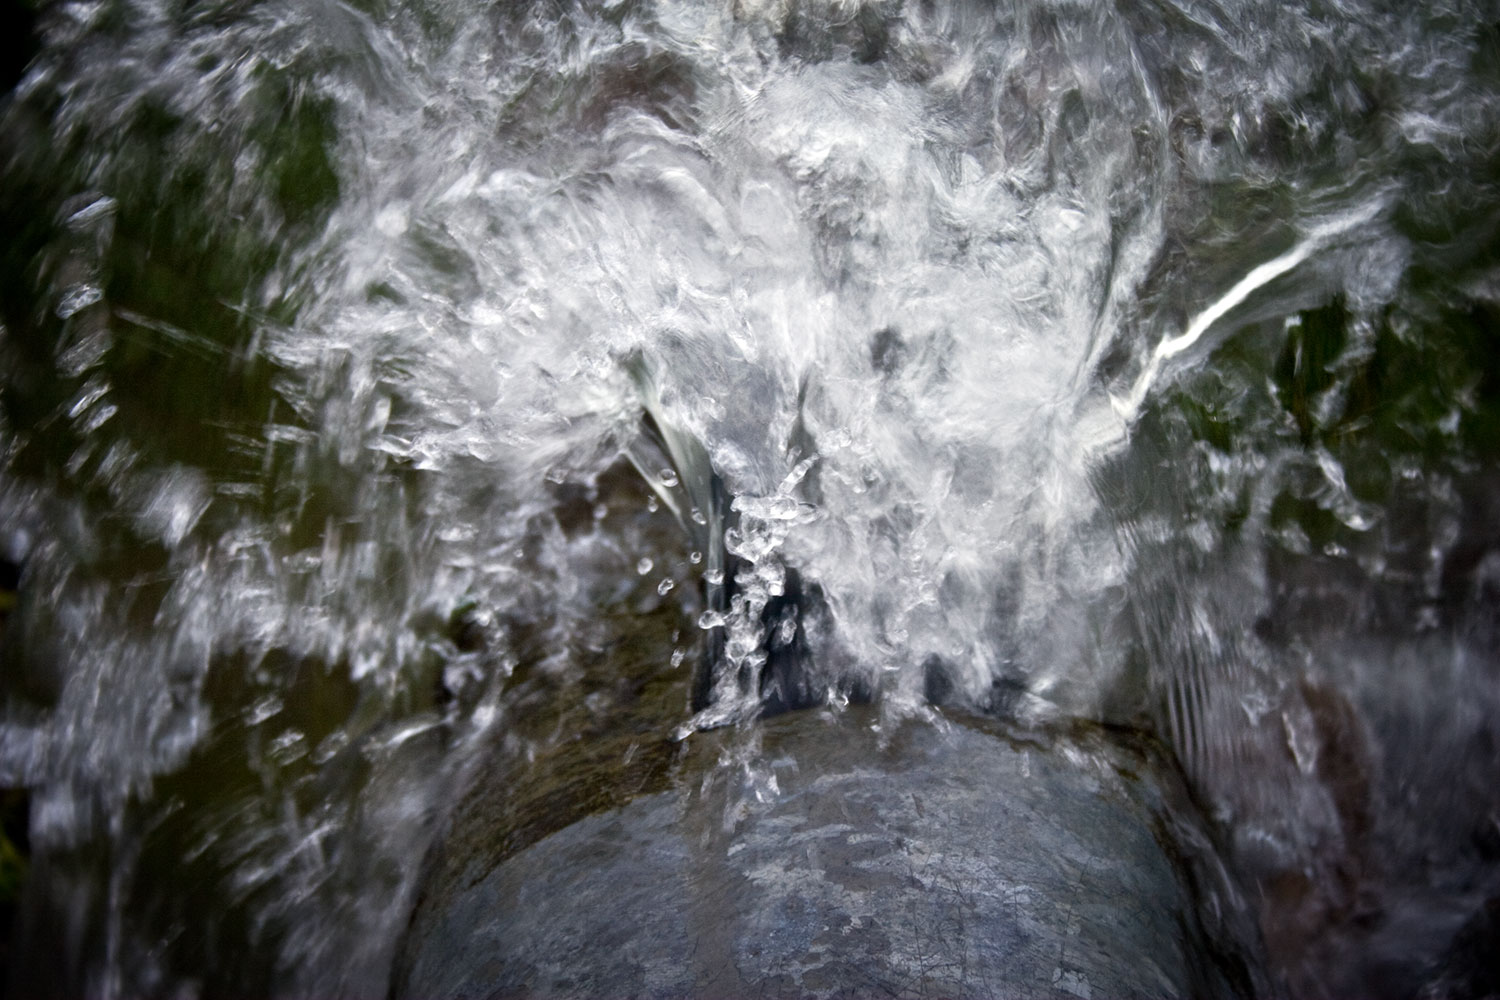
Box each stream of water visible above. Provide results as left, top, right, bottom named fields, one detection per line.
left=1, top=0, right=1498, bottom=996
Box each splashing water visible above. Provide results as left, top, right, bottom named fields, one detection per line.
left=1, top=0, right=1498, bottom=995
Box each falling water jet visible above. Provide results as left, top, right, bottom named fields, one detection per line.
left=624, top=355, right=865, bottom=729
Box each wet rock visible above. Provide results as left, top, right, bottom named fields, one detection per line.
left=393, top=708, right=1266, bottom=999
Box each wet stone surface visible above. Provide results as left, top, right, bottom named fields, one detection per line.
left=394, top=708, right=1265, bottom=999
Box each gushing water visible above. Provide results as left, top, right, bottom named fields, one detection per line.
left=1, top=0, right=1498, bottom=996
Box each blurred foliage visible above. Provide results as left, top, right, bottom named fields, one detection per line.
left=0, top=2, right=342, bottom=496
left=0, top=786, right=30, bottom=986
left=1130, top=242, right=1500, bottom=641
left=0, top=790, right=26, bottom=902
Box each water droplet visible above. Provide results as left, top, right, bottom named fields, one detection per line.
left=246, top=695, right=283, bottom=726
left=691, top=507, right=707, bottom=525
left=56, top=284, right=102, bottom=320
left=657, top=578, right=675, bottom=596
left=65, top=195, right=116, bottom=227
left=593, top=503, right=607, bottom=520
left=660, top=468, right=679, bottom=488
left=689, top=550, right=703, bottom=564
left=637, top=557, right=654, bottom=575
left=704, top=568, right=724, bottom=586
left=646, top=496, right=659, bottom=513
left=670, top=648, right=687, bottom=668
